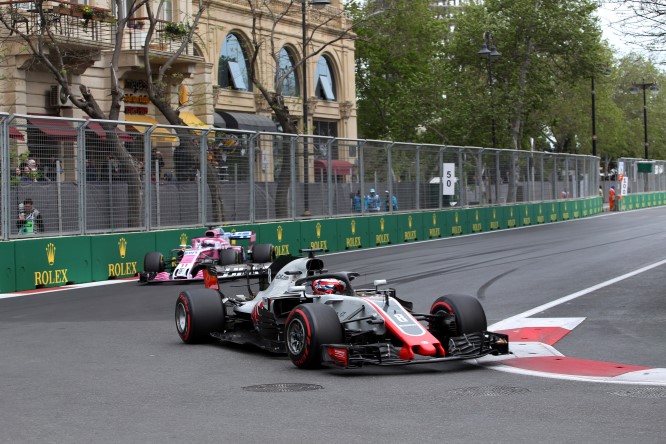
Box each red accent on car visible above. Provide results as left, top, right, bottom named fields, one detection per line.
left=203, top=269, right=219, bottom=290
left=325, top=346, right=349, bottom=367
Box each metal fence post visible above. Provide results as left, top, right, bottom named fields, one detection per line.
left=249, top=133, right=257, bottom=223
left=415, top=145, right=421, bottom=210
left=78, top=121, right=88, bottom=234
left=0, top=115, right=9, bottom=240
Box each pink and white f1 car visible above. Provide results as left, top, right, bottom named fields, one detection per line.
left=139, top=227, right=275, bottom=283
left=174, top=250, right=509, bottom=369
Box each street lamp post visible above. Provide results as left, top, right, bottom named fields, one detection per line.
left=629, top=80, right=659, bottom=160
left=591, top=75, right=597, bottom=157
left=301, top=0, right=330, bottom=216
left=478, top=32, right=501, bottom=148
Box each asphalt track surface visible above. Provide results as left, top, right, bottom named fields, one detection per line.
left=1, top=208, right=666, bottom=443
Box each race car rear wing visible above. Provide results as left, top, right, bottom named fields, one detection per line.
left=203, top=262, right=272, bottom=291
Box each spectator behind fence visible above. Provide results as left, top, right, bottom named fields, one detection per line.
left=351, top=190, right=362, bottom=212
left=366, top=188, right=380, bottom=212
left=17, top=198, right=44, bottom=235
left=384, top=190, right=398, bottom=211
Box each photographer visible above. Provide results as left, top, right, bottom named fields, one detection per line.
left=17, top=198, right=44, bottom=235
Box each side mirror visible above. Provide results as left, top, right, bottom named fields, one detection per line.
left=373, top=279, right=387, bottom=287
left=288, top=285, right=306, bottom=293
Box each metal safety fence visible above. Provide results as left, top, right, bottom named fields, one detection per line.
left=1, top=113, right=600, bottom=240
left=616, top=158, right=666, bottom=194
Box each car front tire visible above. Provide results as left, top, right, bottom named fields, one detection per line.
left=285, top=303, right=343, bottom=369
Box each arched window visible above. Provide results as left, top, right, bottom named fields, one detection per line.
left=314, top=56, right=336, bottom=101
left=276, top=47, right=299, bottom=97
left=218, top=33, right=251, bottom=92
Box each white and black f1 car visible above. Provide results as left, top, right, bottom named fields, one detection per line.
left=175, top=250, right=509, bottom=369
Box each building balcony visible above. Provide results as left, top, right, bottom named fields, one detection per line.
left=2, top=1, right=116, bottom=51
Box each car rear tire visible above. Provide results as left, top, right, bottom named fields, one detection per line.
left=285, top=303, right=343, bottom=369
left=219, top=249, right=239, bottom=266
left=175, top=289, right=225, bottom=344
left=144, top=252, right=165, bottom=273
left=429, top=294, right=487, bottom=339
left=252, top=243, right=275, bottom=263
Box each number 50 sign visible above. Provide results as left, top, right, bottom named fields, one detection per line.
left=442, top=163, right=456, bottom=196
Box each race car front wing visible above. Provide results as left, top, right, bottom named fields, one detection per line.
left=320, top=331, right=509, bottom=368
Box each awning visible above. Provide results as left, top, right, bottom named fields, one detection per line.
left=125, top=115, right=177, bottom=142
left=9, top=126, right=24, bottom=141
left=213, top=112, right=226, bottom=129
left=314, top=159, right=354, bottom=175
left=84, top=116, right=134, bottom=142
left=179, top=112, right=209, bottom=128
left=27, top=117, right=77, bottom=141
left=216, top=111, right=277, bottom=133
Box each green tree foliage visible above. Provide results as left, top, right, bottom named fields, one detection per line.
left=353, top=0, right=450, bottom=141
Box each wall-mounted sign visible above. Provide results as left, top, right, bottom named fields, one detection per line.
left=124, top=94, right=150, bottom=104
left=126, top=79, right=148, bottom=92
left=125, top=106, right=148, bottom=115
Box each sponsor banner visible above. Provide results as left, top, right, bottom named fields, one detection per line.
left=336, top=217, right=369, bottom=250
left=0, top=241, right=16, bottom=292
left=444, top=208, right=468, bottom=236
left=397, top=213, right=421, bottom=242
left=366, top=214, right=398, bottom=246
left=256, top=222, right=300, bottom=257
left=300, top=219, right=339, bottom=253
left=91, top=233, right=154, bottom=280
left=15, top=237, right=92, bottom=290
left=422, top=211, right=446, bottom=239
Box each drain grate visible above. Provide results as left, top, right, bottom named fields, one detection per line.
left=610, top=388, right=666, bottom=399
left=446, top=386, right=530, bottom=397
left=242, top=383, right=324, bottom=393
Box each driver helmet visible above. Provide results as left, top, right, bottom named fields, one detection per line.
left=312, top=278, right=345, bottom=295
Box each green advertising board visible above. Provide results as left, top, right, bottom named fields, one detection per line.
left=366, top=214, right=398, bottom=246
left=336, top=217, right=369, bottom=250
left=91, top=232, right=155, bottom=281
left=14, top=237, right=92, bottom=290
left=445, top=208, right=468, bottom=235
left=300, top=219, right=340, bottom=253
left=257, top=222, right=300, bottom=257
left=397, top=213, right=421, bottom=243
left=0, top=241, right=16, bottom=293
left=488, top=206, right=501, bottom=230
left=422, top=211, right=447, bottom=239
left=468, top=207, right=487, bottom=234
left=503, top=205, right=519, bottom=229
left=534, top=203, right=547, bottom=224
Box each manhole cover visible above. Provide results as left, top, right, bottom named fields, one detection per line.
left=446, top=386, right=530, bottom=397
left=610, top=388, right=666, bottom=399
left=242, top=383, right=324, bottom=393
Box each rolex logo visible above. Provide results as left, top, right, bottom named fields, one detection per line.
left=525, top=207, right=528, bottom=216
left=118, top=238, right=127, bottom=259
left=510, top=208, right=513, bottom=217
left=552, top=204, right=555, bottom=212
left=433, top=213, right=436, bottom=225
left=46, top=243, right=56, bottom=266
left=475, top=211, right=479, bottom=221
left=351, top=220, right=356, bottom=235
left=493, top=209, right=496, bottom=219
left=380, top=218, right=385, bottom=231
left=539, top=206, right=543, bottom=215
left=179, top=233, right=188, bottom=246
left=277, top=225, right=283, bottom=242
left=408, top=215, right=413, bottom=229
left=316, top=222, right=322, bottom=238
left=455, top=212, right=459, bottom=224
